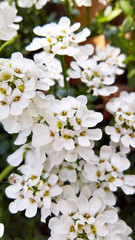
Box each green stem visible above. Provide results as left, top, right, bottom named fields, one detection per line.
left=0, top=165, right=14, bottom=183
left=59, top=55, right=68, bottom=91
left=86, top=7, right=90, bottom=28
left=0, top=34, right=18, bottom=54
left=65, top=0, right=73, bottom=22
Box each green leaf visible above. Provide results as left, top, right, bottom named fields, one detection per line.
left=124, top=55, right=135, bottom=64
left=127, top=65, right=135, bottom=87
left=106, top=32, right=131, bottom=54
left=119, top=0, right=133, bottom=15
left=94, top=8, right=122, bottom=24
left=34, top=236, right=48, bottom=240
left=122, top=16, right=134, bottom=33
left=104, top=8, right=122, bottom=22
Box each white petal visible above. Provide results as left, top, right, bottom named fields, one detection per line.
left=43, top=196, right=51, bottom=209
left=103, top=210, right=118, bottom=223
left=32, top=124, right=53, bottom=147
left=0, top=223, right=4, bottom=238
left=89, top=197, right=101, bottom=216
left=7, top=147, right=24, bottom=167
left=123, top=175, right=135, bottom=186
left=78, top=136, right=90, bottom=147
left=41, top=207, right=50, bottom=222
left=50, top=185, right=63, bottom=197
left=87, top=129, right=102, bottom=140
left=25, top=203, right=38, bottom=218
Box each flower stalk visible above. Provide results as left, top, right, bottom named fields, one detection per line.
left=0, top=165, right=14, bottom=183
left=58, top=55, right=68, bottom=93
left=0, top=34, right=18, bottom=54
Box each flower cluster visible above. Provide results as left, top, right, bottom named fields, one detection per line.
left=105, top=91, right=135, bottom=153
left=49, top=196, right=132, bottom=240
left=0, top=52, right=52, bottom=133
left=26, top=16, right=93, bottom=61
left=7, top=94, right=103, bottom=163
left=94, top=44, right=126, bottom=75
left=35, top=57, right=65, bottom=88
left=83, top=145, right=135, bottom=195
left=6, top=169, right=62, bottom=222
left=68, top=44, right=126, bottom=96
left=0, top=3, right=134, bottom=240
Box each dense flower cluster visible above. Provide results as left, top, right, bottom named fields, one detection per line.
left=105, top=91, right=135, bottom=153
left=49, top=197, right=132, bottom=240
left=26, top=16, right=93, bottom=61
left=7, top=94, right=103, bottom=163
left=0, top=1, right=134, bottom=239
left=68, top=45, right=126, bottom=96
left=93, top=45, right=126, bottom=75
left=0, top=52, right=50, bottom=133
left=83, top=145, right=135, bottom=195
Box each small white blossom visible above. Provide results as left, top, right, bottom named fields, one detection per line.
left=0, top=223, right=4, bottom=238
left=0, top=6, right=17, bottom=41
left=98, top=0, right=107, bottom=5
left=0, top=1, right=22, bottom=31
left=36, top=58, right=65, bottom=89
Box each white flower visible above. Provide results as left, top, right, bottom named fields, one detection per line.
left=0, top=223, right=4, bottom=238
left=0, top=1, right=22, bottom=31
left=121, top=175, right=135, bottom=195
left=0, top=6, right=17, bottom=41
left=75, top=0, right=92, bottom=7
left=93, top=184, right=116, bottom=206
left=98, top=0, right=107, bottom=5
left=36, top=57, right=65, bottom=89
left=105, top=124, right=127, bottom=143
left=59, top=161, right=78, bottom=183
left=17, top=0, right=49, bottom=9
left=1, top=109, right=33, bottom=134
left=106, top=219, right=133, bottom=240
